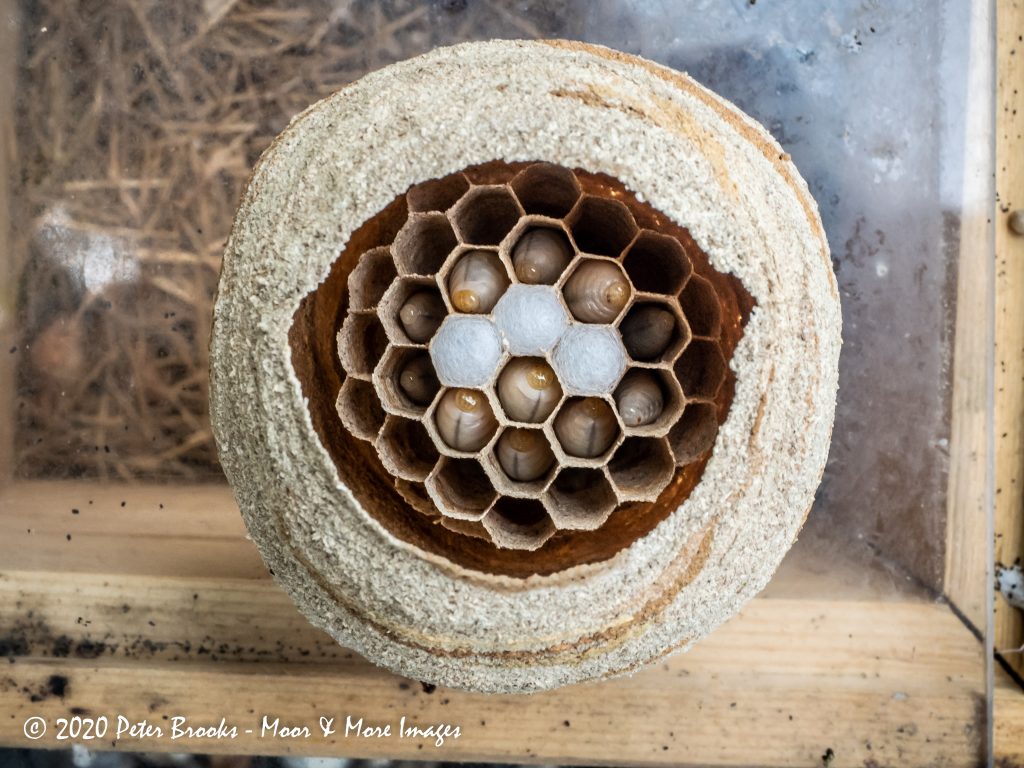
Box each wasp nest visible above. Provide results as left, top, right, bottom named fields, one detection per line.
left=336, top=162, right=731, bottom=550
left=211, top=40, right=840, bottom=693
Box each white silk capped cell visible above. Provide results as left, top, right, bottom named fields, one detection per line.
left=429, top=315, right=504, bottom=388
left=552, top=324, right=628, bottom=396
left=492, top=284, right=569, bottom=356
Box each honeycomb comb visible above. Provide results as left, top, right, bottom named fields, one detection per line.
left=335, top=162, right=727, bottom=550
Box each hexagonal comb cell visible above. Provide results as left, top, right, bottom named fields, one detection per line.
left=607, top=437, right=676, bottom=502
left=490, top=427, right=557, bottom=488
left=431, top=388, right=499, bottom=455
left=495, top=357, right=563, bottom=423
left=668, top=401, right=720, bottom=466
left=395, top=479, right=441, bottom=520
left=552, top=396, right=622, bottom=461
left=462, top=164, right=520, bottom=185
left=377, top=277, right=445, bottom=345
left=374, top=347, right=439, bottom=417
left=493, top=284, right=569, bottom=356
left=621, top=230, right=692, bottom=296
left=450, top=186, right=522, bottom=246
left=392, top=213, right=458, bottom=276
left=347, top=247, right=398, bottom=311
left=552, top=324, right=628, bottom=396
left=507, top=222, right=574, bottom=286
left=482, top=498, right=556, bottom=551
left=543, top=468, right=617, bottom=530
left=335, top=377, right=386, bottom=442
left=429, top=316, right=505, bottom=388
left=678, top=274, right=723, bottom=338
left=618, top=300, right=690, bottom=364
left=439, top=515, right=491, bottom=541
left=376, top=416, right=440, bottom=482
left=337, top=311, right=389, bottom=378
left=441, top=249, right=511, bottom=314
left=567, top=195, right=638, bottom=258
left=562, top=258, right=633, bottom=325
left=614, top=369, right=684, bottom=436
left=673, top=339, right=727, bottom=400
left=426, top=457, right=498, bottom=520
left=325, top=160, right=746, bottom=553
left=407, top=174, right=471, bottom=213
left=510, top=163, right=582, bottom=219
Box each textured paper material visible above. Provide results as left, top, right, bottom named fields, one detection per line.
left=210, top=40, right=840, bottom=693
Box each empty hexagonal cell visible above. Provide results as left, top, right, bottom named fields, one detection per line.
left=668, top=401, right=720, bottom=466
left=392, top=213, right=459, bottom=276
left=347, top=246, right=398, bottom=311
left=618, top=299, right=690, bottom=364
left=621, top=230, right=692, bottom=296
left=462, top=164, right=519, bottom=185
left=337, top=311, right=389, bottom=377
left=678, top=274, right=723, bottom=338
left=495, top=357, right=563, bottom=423
left=607, top=437, right=676, bottom=502
left=395, top=478, right=441, bottom=520
left=552, top=396, right=622, bottom=460
left=450, top=186, right=523, bottom=246
left=506, top=222, right=575, bottom=286
left=429, top=315, right=505, bottom=388
left=373, top=347, right=440, bottom=417
left=439, top=516, right=492, bottom=541
left=673, top=339, right=727, bottom=400
left=425, top=457, right=498, bottom=521
left=562, top=258, right=632, bottom=324
left=335, top=376, right=386, bottom=442
left=510, top=163, right=582, bottom=219
left=441, top=249, right=511, bottom=314
left=552, top=325, right=628, bottom=396
left=567, top=195, right=638, bottom=258
left=489, top=427, right=557, bottom=489
left=375, top=416, right=441, bottom=482
left=430, top=388, right=499, bottom=454
left=614, top=368, right=684, bottom=436
left=406, top=173, right=471, bottom=213
left=542, top=468, right=618, bottom=531
left=377, top=277, right=445, bottom=345
left=482, top=498, right=556, bottom=551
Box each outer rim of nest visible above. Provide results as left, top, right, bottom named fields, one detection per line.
left=209, top=39, right=840, bottom=693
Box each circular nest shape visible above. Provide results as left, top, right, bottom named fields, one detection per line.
left=210, top=40, right=841, bottom=693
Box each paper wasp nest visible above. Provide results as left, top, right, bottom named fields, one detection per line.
left=210, top=40, right=841, bottom=693
left=336, top=162, right=730, bottom=550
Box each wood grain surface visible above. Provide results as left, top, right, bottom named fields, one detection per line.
left=997, top=667, right=1024, bottom=766
left=0, top=573, right=985, bottom=766
left=995, top=0, right=1024, bottom=685
left=993, top=1, right=1024, bottom=765
left=946, top=0, right=996, bottom=638
left=0, top=482, right=987, bottom=765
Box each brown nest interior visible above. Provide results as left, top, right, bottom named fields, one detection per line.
left=289, top=161, right=754, bottom=578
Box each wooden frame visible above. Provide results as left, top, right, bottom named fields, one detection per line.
left=0, top=3, right=995, bottom=767
left=0, top=485, right=990, bottom=765
left=993, top=0, right=1024, bottom=765
left=995, top=0, right=1024, bottom=674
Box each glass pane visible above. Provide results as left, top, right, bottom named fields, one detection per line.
left=1, top=4, right=992, bottom=757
